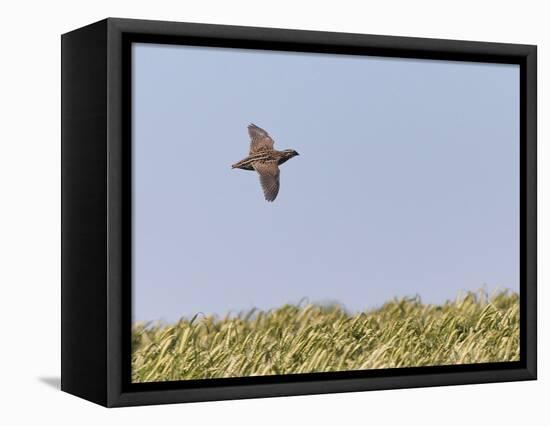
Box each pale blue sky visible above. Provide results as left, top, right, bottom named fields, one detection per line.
left=132, top=43, right=519, bottom=323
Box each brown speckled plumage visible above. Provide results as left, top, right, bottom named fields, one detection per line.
left=231, top=124, right=299, bottom=202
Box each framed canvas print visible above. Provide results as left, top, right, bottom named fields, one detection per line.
left=61, top=18, right=537, bottom=407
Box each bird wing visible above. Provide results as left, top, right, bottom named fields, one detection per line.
left=253, top=161, right=280, bottom=202
left=248, top=124, right=274, bottom=154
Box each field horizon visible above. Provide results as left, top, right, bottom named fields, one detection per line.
left=132, top=289, right=520, bottom=383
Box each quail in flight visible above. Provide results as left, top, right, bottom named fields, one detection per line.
left=232, top=124, right=299, bottom=202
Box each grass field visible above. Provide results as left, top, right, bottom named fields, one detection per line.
left=131, top=290, right=519, bottom=383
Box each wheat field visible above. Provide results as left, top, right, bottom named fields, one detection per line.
left=131, top=290, right=519, bottom=383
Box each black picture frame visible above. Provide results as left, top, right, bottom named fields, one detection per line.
left=61, top=17, right=537, bottom=407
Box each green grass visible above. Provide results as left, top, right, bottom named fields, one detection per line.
left=131, top=290, right=519, bottom=383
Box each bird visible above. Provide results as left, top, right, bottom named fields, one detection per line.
left=231, top=124, right=299, bottom=202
